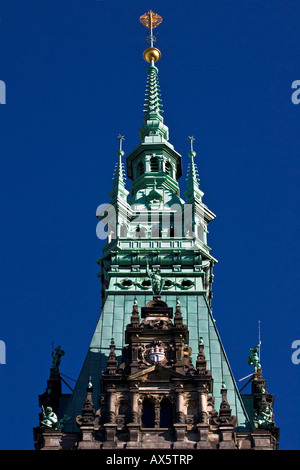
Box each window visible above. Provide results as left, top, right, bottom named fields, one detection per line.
left=150, top=157, right=159, bottom=172
left=142, top=398, right=155, bottom=428
left=137, top=161, right=144, bottom=176
left=165, top=161, right=171, bottom=176
left=160, top=398, right=173, bottom=428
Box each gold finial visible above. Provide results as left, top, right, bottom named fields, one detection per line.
left=139, top=10, right=163, bottom=63
left=139, top=10, right=163, bottom=31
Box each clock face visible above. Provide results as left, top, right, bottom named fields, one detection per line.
left=147, top=345, right=165, bottom=363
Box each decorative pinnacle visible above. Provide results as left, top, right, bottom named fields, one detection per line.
left=139, top=10, right=163, bottom=33
left=117, top=134, right=125, bottom=157
left=140, top=10, right=162, bottom=62
left=188, top=136, right=196, bottom=158
left=185, top=135, right=202, bottom=201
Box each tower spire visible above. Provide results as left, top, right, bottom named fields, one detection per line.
left=139, top=11, right=168, bottom=143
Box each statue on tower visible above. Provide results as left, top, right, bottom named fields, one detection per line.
left=146, top=260, right=164, bottom=296
left=247, top=341, right=261, bottom=372
left=51, top=345, right=65, bottom=369
left=253, top=403, right=274, bottom=429
left=40, top=406, right=58, bottom=429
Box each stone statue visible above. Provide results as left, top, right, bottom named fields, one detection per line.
left=253, top=404, right=273, bottom=429
left=51, top=345, right=65, bottom=369
left=40, top=406, right=58, bottom=429
left=146, top=261, right=164, bottom=296
left=247, top=341, right=261, bottom=372
left=40, top=406, right=71, bottom=430
left=56, top=414, right=72, bottom=430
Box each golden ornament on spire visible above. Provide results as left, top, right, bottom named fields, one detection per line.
left=139, top=10, right=163, bottom=63
left=139, top=10, right=163, bottom=30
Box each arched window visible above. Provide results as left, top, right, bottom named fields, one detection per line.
left=137, top=161, right=144, bottom=177
left=142, top=398, right=155, bottom=428
left=160, top=398, right=173, bottom=428
left=150, top=157, right=159, bottom=172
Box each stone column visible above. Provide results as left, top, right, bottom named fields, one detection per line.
left=154, top=397, right=160, bottom=428
left=196, top=389, right=210, bottom=448
left=103, top=388, right=117, bottom=447
left=130, top=388, right=139, bottom=424
left=107, top=390, right=116, bottom=423
left=158, top=155, right=164, bottom=172
left=198, top=389, right=208, bottom=425
left=127, top=388, right=140, bottom=447
left=174, top=387, right=187, bottom=446
left=176, top=391, right=185, bottom=424
left=144, top=155, right=151, bottom=173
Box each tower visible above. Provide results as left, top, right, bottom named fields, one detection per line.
left=33, top=11, right=279, bottom=451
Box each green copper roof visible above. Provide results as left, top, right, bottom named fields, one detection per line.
left=63, top=293, right=251, bottom=432
left=139, top=65, right=169, bottom=143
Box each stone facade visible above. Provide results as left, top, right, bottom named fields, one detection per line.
left=33, top=297, right=279, bottom=450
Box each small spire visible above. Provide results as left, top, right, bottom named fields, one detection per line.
left=109, top=135, right=128, bottom=202
left=105, top=338, right=118, bottom=375
left=187, top=136, right=200, bottom=184
left=196, top=337, right=208, bottom=372
left=174, top=298, right=183, bottom=327
left=75, top=377, right=95, bottom=429
left=130, top=299, right=140, bottom=327
left=185, top=136, right=203, bottom=203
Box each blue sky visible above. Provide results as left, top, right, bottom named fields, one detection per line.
left=0, top=0, right=299, bottom=450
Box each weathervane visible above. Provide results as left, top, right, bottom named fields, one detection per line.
left=139, top=10, right=163, bottom=63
